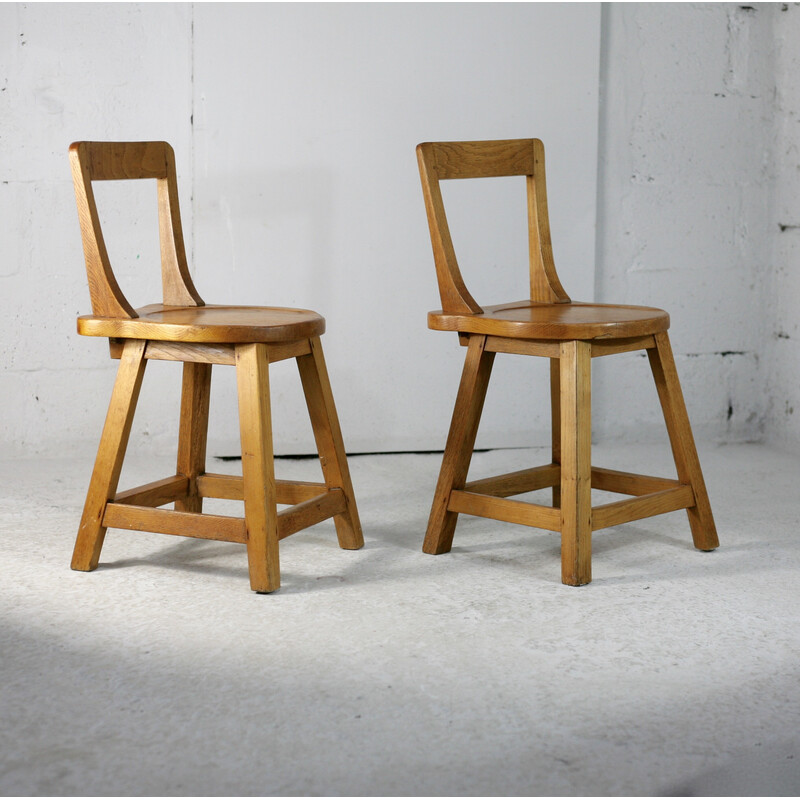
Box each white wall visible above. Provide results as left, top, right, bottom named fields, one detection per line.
left=767, top=3, right=800, bottom=452
left=595, top=3, right=775, bottom=445
left=3, top=2, right=799, bottom=462
left=0, top=3, right=194, bottom=459
left=0, top=2, right=600, bottom=458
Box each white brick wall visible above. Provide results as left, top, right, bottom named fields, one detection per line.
left=595, top=3, right=778, bottom=445
left=2, top=3, right=799, bottom=457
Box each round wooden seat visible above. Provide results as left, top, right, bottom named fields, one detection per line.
left=77, top=303, right=326, bottom=343
left=428, top=300, right=670, bottom=340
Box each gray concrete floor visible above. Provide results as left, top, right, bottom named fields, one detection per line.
left=1, top=441, right=799, bottom=796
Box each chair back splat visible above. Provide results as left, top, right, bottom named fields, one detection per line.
left=416, top=138, right=718, bottom=586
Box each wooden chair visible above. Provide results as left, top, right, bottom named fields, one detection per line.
left=417, top=138, right=718, bottom=585
left=69, top=141, right=363, bottom=592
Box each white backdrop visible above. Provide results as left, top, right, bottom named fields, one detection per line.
left=0, top=3, right=600, bottom=457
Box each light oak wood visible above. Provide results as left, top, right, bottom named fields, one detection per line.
left=69, top=141, right=203, bottom=318
left=448, top=491, right=561, bottom=531
left=69, top=141, right=362, bottom=591
left=429, top=300, right=669, bottom=341
left=418, top=138, right=718, bottom=585
left=112, top=340, right=313, bottom=365
left=277, top=489, right=347, bottom=539
left=78, top=304, right=325, bottom=344
left=590, top=467, right=681, bottom=497
left=592, top=486, right=695, bottom=531
left=103, top=503, right=247, bottom=544
left=648, top=332, right=719, bottom=550
left=423, top=335, right=495, bottom=554
left=143, top=341, right=236, bottom=365
left=114, top=475, right=189, bottom=508
left=296, top=337, right=364, bottom=550
left=527, top=139, right=570, bottom=304
left=196, top=473, right=328, bottom=505
left=175, top=362, right=211, bottom=513
left=236, top=342, right=281, bottom=592
left=72, top=339, right=147, bottom=570
left=464, top=463, right=559, bottom=498
left=550, top=357, right=562, bottom=509
left=559, top=340, right=592, bottom=585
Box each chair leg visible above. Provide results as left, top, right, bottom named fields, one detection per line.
left=559, top=340, right=592, bottom=586
left=175, top=362, right=212, bottom=513
left=296, top=337, right=364, bottom=550
left=72, top=339, right=148, bottom=571
left=423, top=335, right=495, bottom=554
left=235, top=343, right=280, bottom=593
left=647, top=332, right=719, bottom=551
left=550, top=357, right=562, bottom=508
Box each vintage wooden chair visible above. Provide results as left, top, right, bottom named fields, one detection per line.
left=69, top=141, right=362, bottom=592
left=417, top=138, right=718, bottom=585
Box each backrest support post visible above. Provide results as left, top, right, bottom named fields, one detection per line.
left=527, top=139, right=570, bottom=304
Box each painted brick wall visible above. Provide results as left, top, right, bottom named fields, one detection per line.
left=767, top=3, right=800, bottom=452
left=594, top=3, right=777, bottom=445
left=3, top=3, right=799, bottom=458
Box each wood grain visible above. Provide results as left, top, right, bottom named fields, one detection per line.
left=69, top=141, right=363, bottom=592
left=175, top=362, right=211, bottom=513
left=648, top=332, right=719, bottom=550
left=429, top=301, right=669, bottom=341
left=296, top=337, right=363, bottom=550
left=277, top=489, right=347, bottom=540
left=590, top=466, right=681, bottom=496
left=197, top=474, right=329, bottom=505
left=592, top=486, right=695, bottom=531
left=71, top=339, right=147, bottom=571
left=78, top=304, right=325, bottom=343
left=114, top=475, right=189, bottom=508
left=527, top=139, right=570, bottom=304
left=550, top=357, right=562, bottom=509
left=448, top=491, right=561, bottom=531
left=69, top=141, right=204, bottom=318
left=236, top=342, right=280, bottom=593
left=464, top=463, right=559, bottom=498
left=559, top=340, right=592, bottom=586
left=423, top=139, right=536, bottom=180
left=423, top=335, right=495, bottom=554
left=416, top=138, right=718, bottom=585
left=103, top=503, right=247, bottom=543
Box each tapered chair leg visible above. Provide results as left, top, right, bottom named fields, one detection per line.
left=72, top=339, right=148, bottom=571
left=647, top=332, right=719, bottom=551
left=175, top=362, right=212, bottom=513
left=550, top=357, right=562, bottom=509
left=235, top=343, right=280, bottom=593
left=297, top=337, right=363, bottom=550
left=559, top=340, right=592, bottom=586
left=424, top=335, right=496, bottom=555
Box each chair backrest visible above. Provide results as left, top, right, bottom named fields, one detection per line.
left=69, top=141, right=204, bottom=318
left=416, top=138, right=570, bottom=314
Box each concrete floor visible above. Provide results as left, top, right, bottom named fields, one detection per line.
left=1, top=440, right=799, bottom=796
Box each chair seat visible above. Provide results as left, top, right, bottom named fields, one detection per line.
left=77, top=303, right=326, bottom=343
left=428, top=300, right=670, bottom=340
